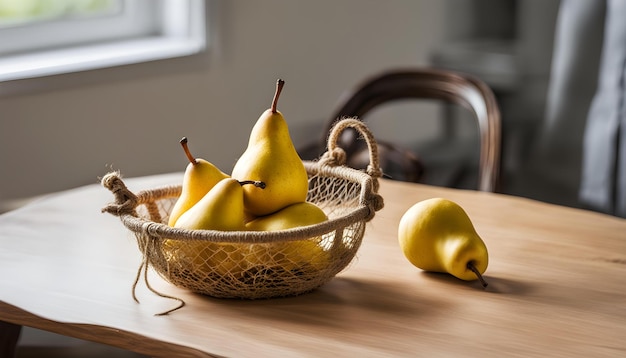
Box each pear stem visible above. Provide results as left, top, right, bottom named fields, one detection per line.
left=238, top=180, right=266, bottom=189
left=467, top=261, right=488, bottom=288
left=271, top=79, right=285, bottom=114
left=179, top=137, right=197, bottom=165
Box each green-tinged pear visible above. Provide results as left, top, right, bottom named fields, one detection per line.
left=231, top=79, right=309, bottom=216
left=398, top=198, right=489, bottom=287
left=167, top=137, right=229, bottom=227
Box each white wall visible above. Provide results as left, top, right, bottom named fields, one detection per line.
left=0, top=0, right=447, bottom=206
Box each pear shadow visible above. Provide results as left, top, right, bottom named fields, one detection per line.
left=420, top=271, right=535, bottom=296
left=204, top=276, right=450, bottom=330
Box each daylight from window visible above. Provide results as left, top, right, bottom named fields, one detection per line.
left=0, top=0, right=120, bottom=29
left=0, top=0, right=205, bottom=82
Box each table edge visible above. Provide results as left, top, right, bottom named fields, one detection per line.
left=0, top=301, right=216, bottom=358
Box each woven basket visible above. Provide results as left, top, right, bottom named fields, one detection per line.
left=102, top=118, right=384, bottom=313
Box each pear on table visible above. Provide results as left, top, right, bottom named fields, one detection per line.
left=231, top=79, right=309, bottom=217
left=167, top=137, right=229, bottom=227
left=398, top=198, right=489, bottom=287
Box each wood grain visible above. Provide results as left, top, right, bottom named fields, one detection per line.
left=1, top=173, right=625, bottom=357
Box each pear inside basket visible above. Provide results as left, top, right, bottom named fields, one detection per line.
left=102, top=118, right=384, bottom=313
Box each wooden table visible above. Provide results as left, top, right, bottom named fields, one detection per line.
left=1, top=173, right=625, bottom=357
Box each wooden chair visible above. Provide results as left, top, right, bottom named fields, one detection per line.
left=317, top=68, right=502, bottom=192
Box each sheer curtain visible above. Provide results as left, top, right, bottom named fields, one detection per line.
left=541, top=0, right=626, bottom=217
left=579, top=0, right=626, bottom=217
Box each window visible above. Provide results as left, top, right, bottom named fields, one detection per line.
left=0, top=0, right=206, bottom=82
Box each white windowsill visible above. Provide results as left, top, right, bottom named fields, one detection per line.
left=0, top=36, right=206, bottom=83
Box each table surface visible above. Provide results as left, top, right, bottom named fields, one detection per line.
left=1, top=173, right=625, bottom=358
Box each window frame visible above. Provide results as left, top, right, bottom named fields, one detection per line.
left=0, top=0, right=206, bottom=82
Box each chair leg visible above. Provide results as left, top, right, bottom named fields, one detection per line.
left=0, top=320, right=21, bottom=358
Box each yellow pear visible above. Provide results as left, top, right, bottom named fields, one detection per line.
left=164, top=178, right=264, bottom=278
left=245, top=201, right=328, bottom=231
left=231, top=79, right=309, bottom=216
left=167, top=137, right=229, bottom=227
left=398, top=198, right=489, bottom=287
left=246, top=201, right=329, bottom=271
left=175, top=178, right=250, bottom=231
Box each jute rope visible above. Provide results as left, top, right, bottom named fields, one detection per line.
left=321, top=117, right=383, bottom=180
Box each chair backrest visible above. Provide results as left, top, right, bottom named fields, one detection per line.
left=322, top=68, right=502, bottom=192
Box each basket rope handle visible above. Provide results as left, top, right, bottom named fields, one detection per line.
left=101, top=171, right=185, bottom=315
left=101, top=171, right=138, bottom=216
left=319, top=117, right=383, bottom=180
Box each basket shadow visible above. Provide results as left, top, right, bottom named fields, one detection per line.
left=208, top=276, right=449, bottom=330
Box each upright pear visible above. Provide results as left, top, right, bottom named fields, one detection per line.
left=168, top=137, right=229, bottom=227
left=398, top=198, right=489, bottom=287
left=231, top=79, right=309, bottom=216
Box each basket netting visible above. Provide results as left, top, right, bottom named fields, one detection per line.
left=133, top=171, right=367, bottom=300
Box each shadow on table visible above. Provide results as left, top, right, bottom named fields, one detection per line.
left=207, top=276, right=451, bottom=330
left=419, top=271, right=535, bottom=295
